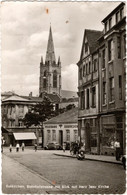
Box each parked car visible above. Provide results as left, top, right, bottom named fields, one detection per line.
left=44, top=142, right=62, bottom=150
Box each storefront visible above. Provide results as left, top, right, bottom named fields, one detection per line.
left=43, top=108, right=79, bottom=147
left=100, top=113, right=125, bottom=156
left=13, top=132, right=37, bottom=146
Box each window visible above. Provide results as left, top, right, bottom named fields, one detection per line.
left=123, top=34, right=126, bottom=57
left=86, top=88, right=89, bottom=109
left=79, top=68, right=82, bottom=80
left=108, top=39, right=113, bottom=61
left=86, top=63, right=89, bottom=75
left=102, top=49, right=105, bottom=68
left=74, top=130, right=78, bottom=141
left=117, top=37, right=121, bottom=58
left=85, top=42, right=88, bottom=53
left=105, top=22, right=107, bottom=33
left=119, top=75, right=122, bottom=100
left=120, top=8, right=124, bottom=20
left=53, top=70, right=57, bottom=88
left=19, top=105, right=24, bottom=114
left=66, top=130, right=70, bottom=141
left=116, top=11, right=120, bottom=23
left=109, top=77, right=114, bottom=102
left=52, top=130, right=56, bottom=141
left=47, top=130, right=51, bottom=142
left=109, top=18, right=111, bottom=29
left=83, top=65, right=85, bottom=77
left=80, top=91, right=85, bottom=109
left=43, top=71, right=47, bottom=88
left=92, top=87, right=96, bottom=108
left=93, top=59, right=97, bottom=71
left=89, top=61, right=91, bottom=73
left=103, top=82, right=106, bottom=104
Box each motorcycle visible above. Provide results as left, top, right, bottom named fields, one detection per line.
left=76, top=149, right=85, bottom=160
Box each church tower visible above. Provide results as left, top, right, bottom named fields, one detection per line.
left=39, top=26, right=61, bottom=96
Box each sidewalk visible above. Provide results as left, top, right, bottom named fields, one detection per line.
left=53, top=150, right=123, bottom=165
left=2, top=154, right=67, bottom=194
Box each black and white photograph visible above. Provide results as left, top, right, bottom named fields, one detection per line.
left=1, top=1, right=126, bottom=194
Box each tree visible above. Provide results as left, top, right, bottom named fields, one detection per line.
left=23, top=96, right=56, bottom=147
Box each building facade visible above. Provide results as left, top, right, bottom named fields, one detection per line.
left=77, top=29, right=102, bottom=154
left=1, top=93, right=61, bottom=146
left=39, top=26, right=61, bottom=96
left=43, top=108, right=78, bottom=147
left=98, top=2, right=126, bottom=155
left=77, top=2, right=126, bottom=155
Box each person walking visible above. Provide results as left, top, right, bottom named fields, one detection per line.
left=114, top=139, right=121, bottom=161
left=21, top=142, right=25, bottom=151
left=9, top=144, right=12, bottom=152
left=34, top=143, right=37, bottom=152
left=16, top=143, right=20, bottom=152
left=63, top=142, right=66, bottom=152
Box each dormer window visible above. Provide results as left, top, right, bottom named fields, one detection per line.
left=116, top=11, right=120, bottom=23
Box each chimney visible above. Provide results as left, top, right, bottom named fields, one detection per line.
left=29, top=92, right=32, bottom=97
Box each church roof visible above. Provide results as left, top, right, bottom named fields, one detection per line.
left=44, top=107, right=78, bottom=124
left=45, top=26, right=56, bottom=63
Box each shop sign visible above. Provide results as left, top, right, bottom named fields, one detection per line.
left=45, top=125, right=57, bottom=128
left=64, top=125, right=78, bottom=128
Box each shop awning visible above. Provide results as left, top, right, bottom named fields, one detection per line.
left=13, top=132, right=37, bottom=140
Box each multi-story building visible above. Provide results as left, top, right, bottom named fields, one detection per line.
left=77, top=2, right=126, bottom=155
left=77, top=29, right=102, bottom=154
left=1, top=93, right=61, bottom=146
left=98, top=2, right=126, bottom=155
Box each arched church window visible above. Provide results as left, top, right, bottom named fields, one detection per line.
left=43, top=70, right=47, bottom=88
left=53, top=70, right=57, bottom=88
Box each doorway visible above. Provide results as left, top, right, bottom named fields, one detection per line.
left=59, top=130, right=63, bottom=146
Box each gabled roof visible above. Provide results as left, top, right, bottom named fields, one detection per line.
left=80, top=29, right=102, bottom=60
left=2, top=95, right=30, bottom=102
left=44, top=107, right=78, bottom=124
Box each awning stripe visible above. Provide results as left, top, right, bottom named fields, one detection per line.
left=13, top=132, right=37, bottom=140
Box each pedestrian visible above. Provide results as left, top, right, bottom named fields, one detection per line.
left=63, top=142, right=66, bottom=152
left=114, top=139, right=121, bottom=161
left=9, top=144, right=12, bottom=152
left=16, top=143, right=20, bottom=152
left=34, top=143, right=37, bottom=152
left=21, top=142, right=25, bottom=151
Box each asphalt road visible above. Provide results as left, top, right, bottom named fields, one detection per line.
left=2, top=148, right=126, bottom=194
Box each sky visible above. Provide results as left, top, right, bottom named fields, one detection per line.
left=1, top=1, right=121, bottom=96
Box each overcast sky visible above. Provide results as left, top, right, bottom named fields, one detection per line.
left=1, top=1, right=120, bottom=96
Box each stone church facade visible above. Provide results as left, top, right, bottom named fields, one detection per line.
left=39, top=26, right=61, bottom=96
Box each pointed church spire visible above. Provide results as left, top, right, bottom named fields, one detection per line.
left=58, top=56, right=61, bottom=65
left=45, top=26, right=56, bottom=64
left=41, top=56, right=43, bottom=64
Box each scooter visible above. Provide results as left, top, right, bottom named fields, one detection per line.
left=77, top=149, right=85, bottom=160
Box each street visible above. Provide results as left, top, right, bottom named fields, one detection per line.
left=2, top=148, right=126, bottom=194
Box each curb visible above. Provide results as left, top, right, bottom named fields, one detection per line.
left=53, top=153, right=122, bottom=165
